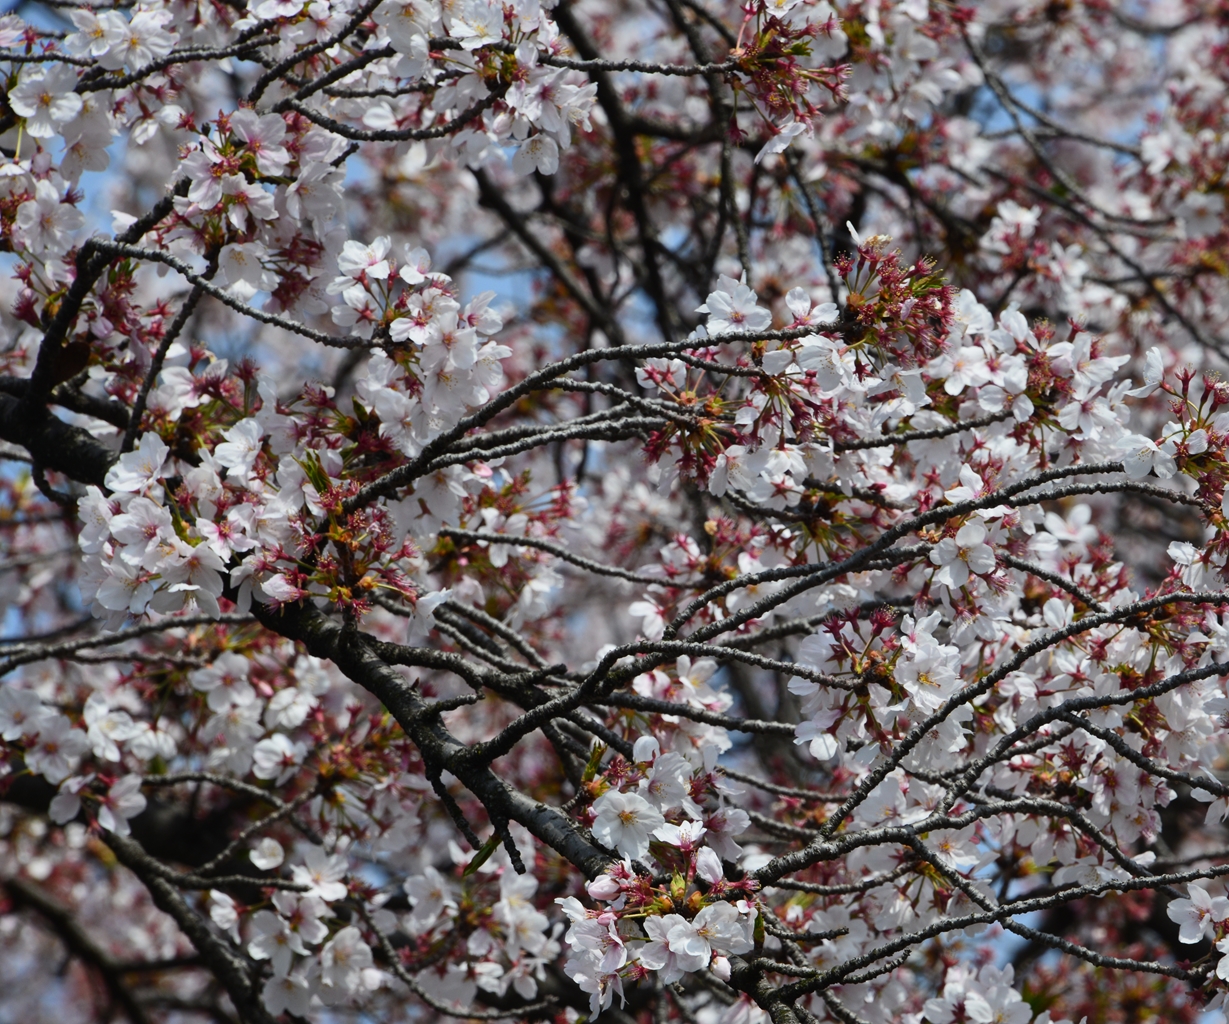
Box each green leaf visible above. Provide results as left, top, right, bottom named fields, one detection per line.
left=670, top=871, right=686, bottom=904
left=582, top=743, right=607, bottom=782
left=294, top=451, right=331, bottom=494
left=463, top=834, right=501, bottom=877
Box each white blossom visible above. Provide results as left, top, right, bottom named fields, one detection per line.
left=590, top=790, right=665, bottom=861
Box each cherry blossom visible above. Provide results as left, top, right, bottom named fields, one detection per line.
left=590, top=790, right=666, bottom=861
left=8, top=65, right=83, bottom=139
left=4, top=2, right=1229, bottom=1022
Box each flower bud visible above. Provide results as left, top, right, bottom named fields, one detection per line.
left=587, top=875, right=622, bottom=901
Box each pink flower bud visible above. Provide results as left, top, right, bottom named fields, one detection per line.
left=587, top=875, right=622, bottom=901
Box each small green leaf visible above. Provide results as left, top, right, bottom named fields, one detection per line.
left=463, top=834, right=501, bottom=877
left=166, top=500, right=193, bottom=543
left=295, top=451, right=331, bottom=493
left=582, top=743, right=607, bottom=782
left=670, top=871, right=686, bottom=904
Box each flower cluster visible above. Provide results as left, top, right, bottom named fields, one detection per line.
left=5, top=1, right=1229, bottom=1023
